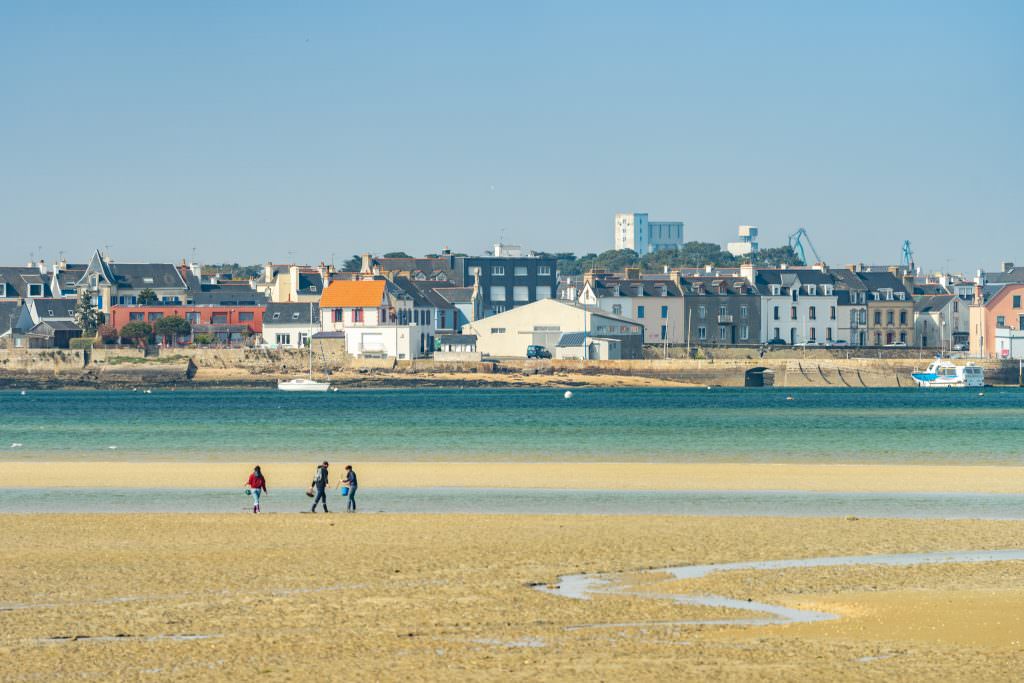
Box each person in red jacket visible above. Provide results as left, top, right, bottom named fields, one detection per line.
left=246, top=466, right=267, bottom=513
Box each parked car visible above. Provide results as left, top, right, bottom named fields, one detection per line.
left=884, top=341, right=908, bottom=348
left=829, top=339, right=850, bottom=347
left=526, top=344, right=551, bottom=359
left=953, top=343, right=967, bottom=351
left=765, top=338, right=787, bottom=346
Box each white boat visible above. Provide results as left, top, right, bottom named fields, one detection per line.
left=277, top=377, right=331, bottom=392
left=911, top=359, right=985, bottom=388
left=278, top=302, right=331, bottom=392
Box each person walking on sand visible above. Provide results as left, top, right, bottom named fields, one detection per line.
left=339, top=464, right=357, bottom=512
left=246, top=465, right=267, bottom=513
left=311, top=461, right=330, bottom=513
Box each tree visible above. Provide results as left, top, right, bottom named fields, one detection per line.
left=755, top=245, right=803, bottom=267
left=382, top=251, right=412, bottom=258
left=152, top=315, right=192, bottom=346
left=96, top=323, right=118, bottom=345
left=73, top=291, right=101, bottom=335
left=137, top=288, right=159, bottom=305
left=193, top=333, right=215, bottom=345
left=120, top=321, right=153, bottom=346
left=341, top=255, right=362, bottom=271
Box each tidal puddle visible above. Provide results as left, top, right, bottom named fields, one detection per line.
left=538, top=549, right=1024, bottom=628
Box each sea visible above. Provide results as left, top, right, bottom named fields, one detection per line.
left=2, top=387, right=1022, bottom=516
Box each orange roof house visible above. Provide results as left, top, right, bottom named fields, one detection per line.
left=320, top=280, right=387, bottom=309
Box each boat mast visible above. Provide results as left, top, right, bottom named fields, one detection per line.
left=308, top=301, right=314, bottom=379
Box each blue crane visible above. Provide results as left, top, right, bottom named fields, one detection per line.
left=787, top=227, right=822, bottom=265
left=900, top=240, right=914, bottom=270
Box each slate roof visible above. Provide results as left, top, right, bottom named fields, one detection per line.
left=914, top=295, right=954, bottom=313
left=981, top=266, right=1024, bottom=284
left=263, top=302, right=320, bottom=325
left=31, top=298, right=77, bottom=319
left=681, top=276, right=757, bottom=296
left=34, top=320, right=82, bottom=332
left=0, top=267, right=53, bottom=298
left=857, top=271, right=912, bottom=296
left=829, top=269, right=868, bottom=291
left=591, top=278, right=685, bottom=298
left=556, top=332, right=619, bottom=347
left=433, top=287, right=475, bottom=304
left=77, top=251, right=188, bottom=291
left=296, top=271, right=324, bottom=295
left=0, top=301, right=22, bottom=335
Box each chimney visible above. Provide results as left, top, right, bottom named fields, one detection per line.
left=360, top=253, right=373, bottom=274
left=704, top=264, right=713, bottom=274
left=190, top=262, right=202, bottom=278
left=583, top=270, right=596, bottom=286
left=975, top=282, right=983, bottom=304
left=624, top=267, right=640, bottom=281
left=740, top=262, right=756, bottom=285
left=264, top=261, right=274, bottom=283
left=1002, top=262, right=1015, bottom=273
left=37, top=259, right=46, bottom=275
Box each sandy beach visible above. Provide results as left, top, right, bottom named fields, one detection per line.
left=3, top=461, right=1024, bottom=494
left=1, top=514, right=1022, bottom=680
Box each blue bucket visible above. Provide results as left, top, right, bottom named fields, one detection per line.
left=340, top=487, right=349, bottom=496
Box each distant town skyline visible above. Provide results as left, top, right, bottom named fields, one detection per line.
left=2, top=2, right=1021, bottom=272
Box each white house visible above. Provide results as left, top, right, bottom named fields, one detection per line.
left=576, top=270, right=687, bottom=345
left=755, top=270, right=839, bottom=345
left=914, top=294, right=969, bottom=350
left=319, top=278, right=430, bottom=359
left=614, top=212, right=685, bottom=253
left=262, top=302, right=321, bottom=348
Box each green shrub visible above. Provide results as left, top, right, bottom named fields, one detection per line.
left=70, top=337, right=96, bottom=350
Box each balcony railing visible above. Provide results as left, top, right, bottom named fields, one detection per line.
left=717, top=314, right=734, bottom=324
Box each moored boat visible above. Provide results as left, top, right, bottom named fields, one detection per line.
left=911, top=359, right=984, bottom=388
left=277, top=378, right=331, bottom=392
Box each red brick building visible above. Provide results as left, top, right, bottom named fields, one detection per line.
left=109, top=304, right=265, bottom=344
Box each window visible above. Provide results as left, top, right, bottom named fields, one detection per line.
left=534, top=286, right=552, bottom=300
left=661, top=305, right=668, bottom=319
left=612, top=304, right=622, bottom=315
left=353, top=308, right=364, bottom=323
left=512, top=286, right=530, bottom=302
left=719, top=305, right=727, bottom=317
left=637, top=305, right=645, bottom=319
left=899, top=311, right=907, bottom=325
left=212, top=313, right=228, bottom=324
left=810, top=327, right=817, bottom=341
left=859, top=310, right=867, bottom=325
left=490, top=327, right=506, bottom=334
left=538, top=265, right=551, bottom=276
left=887, top=311, right=894, bottom=325
left=239, top=312, right=254, bottom=322
left=809, top=306, right=817, bottom=320
left=953, top=300, right=959, bottom=313
left=272, top=312, right=281, bottom=320
left=514, top=266, right=528, bottom=277
left=771, top=285, right=781, bottom=296
left=875, top=333, right=882, bottom=345
left=830, top=306, right=836, bottom=320
left=697, top=326, right=707, bottom=340
left=28, top=284, right=43, bottom=297
left=292, top=312, right=301, bottom=320
left=826, top=327, right=833, bottom=341
left=1014, top=296, right=1021, bottom=309
left=490, top=286, right=506, bottom=302
left=186, top=312, right=200, bottom=323
left=699, top=305, right=706, bottom=319
left=900, top=332, right=907, bottom=343
left=0, top=283, right=6, bottom=297
left=790, top=306, right=797, bottom=320
left=807, top=285, right=816, bottom=296
left=129, top=312, right=144, bottom=321
left=874, top=311, right=882, bottom=325
left=740, top=325, right=749, bottom=340
left=719, top=326, right=728, bottom=341
left=773, top=305, right=780, bottom=320
left=275, top=333, right=291, bottom=345
left=740, top=305, right=748, bottom=318
left=997, top=316, right=1006, bottom=327
left=491, top=266, right=505, bottom=276
left=147, top=312, right=164, bottom=321
left=773, top=327, right=780, bottom=339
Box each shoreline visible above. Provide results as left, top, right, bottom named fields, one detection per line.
left=3, top=461, right=1023, bottom=493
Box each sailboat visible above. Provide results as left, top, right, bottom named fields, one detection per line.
left=278, top=302, right=331, bottom=392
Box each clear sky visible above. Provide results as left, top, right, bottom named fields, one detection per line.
left=2, top=1, right=1021, bottom=272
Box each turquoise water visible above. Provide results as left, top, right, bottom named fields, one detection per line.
left=1, top=388, right=1022, bottom=464
left=4, top=488, right=1024, bottom=519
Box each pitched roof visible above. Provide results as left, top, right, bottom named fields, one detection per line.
left=264, top=302, right=320, bottom=325
left=0, top=301, right=22, bottom=335
left=434, top=287, right=475, bottom=304
left=914, top=294, right=954, bottom=313
left=320, top=280, right=387, bottom=308
left=0, top=267, right=53, bottom=298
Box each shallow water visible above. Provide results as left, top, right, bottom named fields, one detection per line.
left=539, top=549, right=1024, bottom=627
left=3, top=487, right=1024, bottom=518
left=1, top=387, right=1023, bottom=464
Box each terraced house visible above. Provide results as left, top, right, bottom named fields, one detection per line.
left=755, top=269, right=839, bottom=345
left=857, top=270, right=914, bottom=346
left=682, top=275, right=761, bottom=346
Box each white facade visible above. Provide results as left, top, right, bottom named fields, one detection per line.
left=578, top=281, right=686, bottom=344
left=760, top=287, right=839, bottom=344
left=995, top=328, right=1024, bottom=360
left=262, top=322, right=316, bottom=348
left=727, top=225, right=759, bottom=257
left=614, top=213, right=685, bottom=253
left=837, top=291, right=869, bottom=346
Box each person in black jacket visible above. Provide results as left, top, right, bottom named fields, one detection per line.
left=311, top=461, right=329, bottom=513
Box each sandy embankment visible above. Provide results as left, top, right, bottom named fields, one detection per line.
left=2, top=461, right=1024, bottom=494
left=1, top=514, right=1023, bottom=680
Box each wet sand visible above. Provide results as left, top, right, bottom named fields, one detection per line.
left=1, top=514, right=1022, bottom=680
left=3, top=461, right=1024, bottom=493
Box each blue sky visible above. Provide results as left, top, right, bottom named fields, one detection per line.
left=2, top=1, right=1021, bottom=271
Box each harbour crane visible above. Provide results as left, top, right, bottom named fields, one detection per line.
left=899, top=240, right=914, bottom=270
left=787, top=227, right=822, bottom=265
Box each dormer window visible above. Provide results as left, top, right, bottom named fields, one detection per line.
left=770, top=285, right=781, bottom=296
left=272, top=312, right=281, bottom=320
left=0, top=283, right=6, bottom=297
left=896, top=292, right=905, bottom=301
left=28, top=284, right=43, bottom=297
left=143, top=277, right=154, bottom=284
left=806, top=285, right=817, bottom=296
